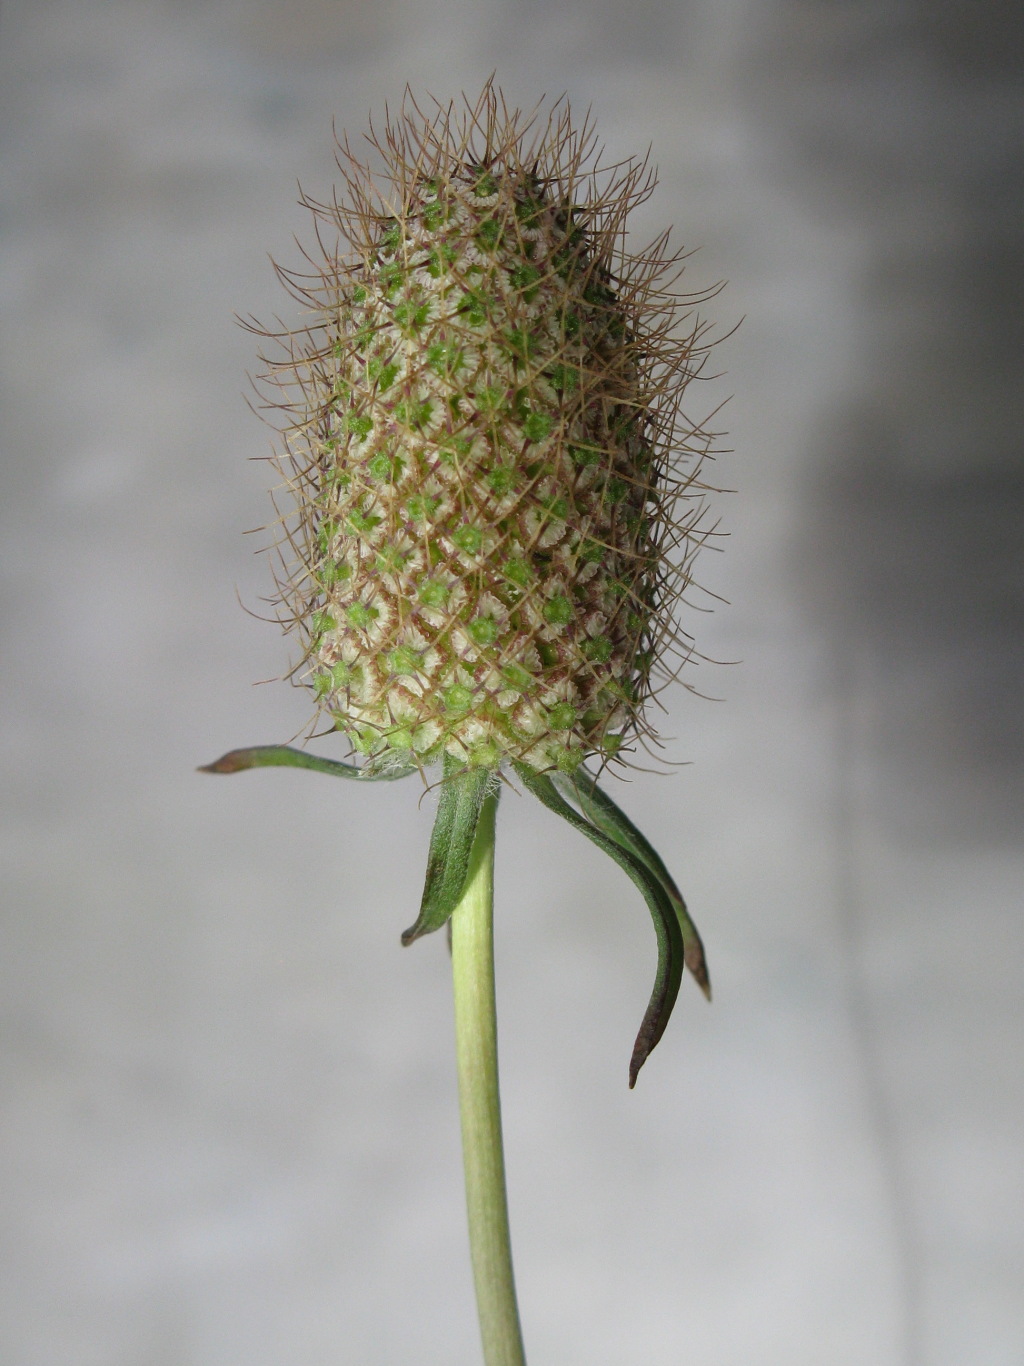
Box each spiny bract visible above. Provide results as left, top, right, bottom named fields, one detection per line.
left=257, top=84, right=716, bottom=776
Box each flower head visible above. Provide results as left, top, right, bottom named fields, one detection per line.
left=256, top=82, right=717, bottom=778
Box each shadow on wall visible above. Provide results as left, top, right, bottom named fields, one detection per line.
left=749, top=0, right=1024, bottom=844
left=807, top=414, right=1023, bottom=844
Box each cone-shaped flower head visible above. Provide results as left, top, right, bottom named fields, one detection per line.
left=259, top=85, right=715, bottom=775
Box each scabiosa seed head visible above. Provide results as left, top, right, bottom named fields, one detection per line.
left=256, top=83, right=719, bottom=777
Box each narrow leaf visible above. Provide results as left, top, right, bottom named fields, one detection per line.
left=514, top=764, right=685, bottom=1088
left=198, top=745, right=414, bottom=780
left=401, top=755, right=493, bottom=946
left=553, top=769, right=711, bottom=1000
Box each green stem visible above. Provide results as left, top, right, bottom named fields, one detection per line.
left=450, top=787, right=527, bottom=1366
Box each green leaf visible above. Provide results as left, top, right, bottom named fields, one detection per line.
left=514, top=764, right=685, bottom=1088
left=401, top=754, right=494, bottom=946
left=198, top=745, right=414, bottom=780
left=553, top=768, right=711, bottom=1001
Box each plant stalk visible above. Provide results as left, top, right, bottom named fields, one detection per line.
left=450, top=787, right=527, bottom=1366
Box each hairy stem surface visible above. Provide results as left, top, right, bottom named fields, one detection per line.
left=451, top=788, right=527, bottom=1366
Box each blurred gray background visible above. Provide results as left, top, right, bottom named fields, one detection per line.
left=2, top=2, right=1022, bottom=1363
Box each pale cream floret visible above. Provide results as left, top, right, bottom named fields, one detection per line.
left=337, top=637, right=364, bottom=666
left=444, top=735, right=471, bottom=764
left=475, top=592, right=506, bottom=622
left=415, top=646, right=441, bottom=679
left=520, top=738, right=554, bottom=769
left=522, top=501, right=569, bottom=551
left=573, top=558, right=601, bottom=585
left=453, top=718, right=491, bottom=750
left=539, top=675, right=578, bottom=707
left=387, top=684, right=426, bottom=716
left=511, top=701, right=548, bottom=739
left=511, top=640, right=543, bottom=675
left=415, top=604, right=451, bottom=632
left=400, top=545, right=428, bottom=580
left=351, top=660, right=381, bottom=706
left=450, top=338, right=482, bottom=377
left=390, top=676, right=425, bottom=702
left=412, top=720, right=442, bottom=754
left=449, top=627, right=474, bottom=659
left=485, top=487, right=521, bottom=520
left=443, top=578, right=471, bottom=614
left=318, top=637, right=341, bottom=667
left=456, top=242, right=493, bottom=272
left=361, top=597, right=394, bottom=645
left=415, top=471, right=449, bottom=504
left=397, top=624, right=430, bottom=653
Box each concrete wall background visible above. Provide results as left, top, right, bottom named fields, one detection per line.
left=2, top=2, right=1021, bottom=1363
